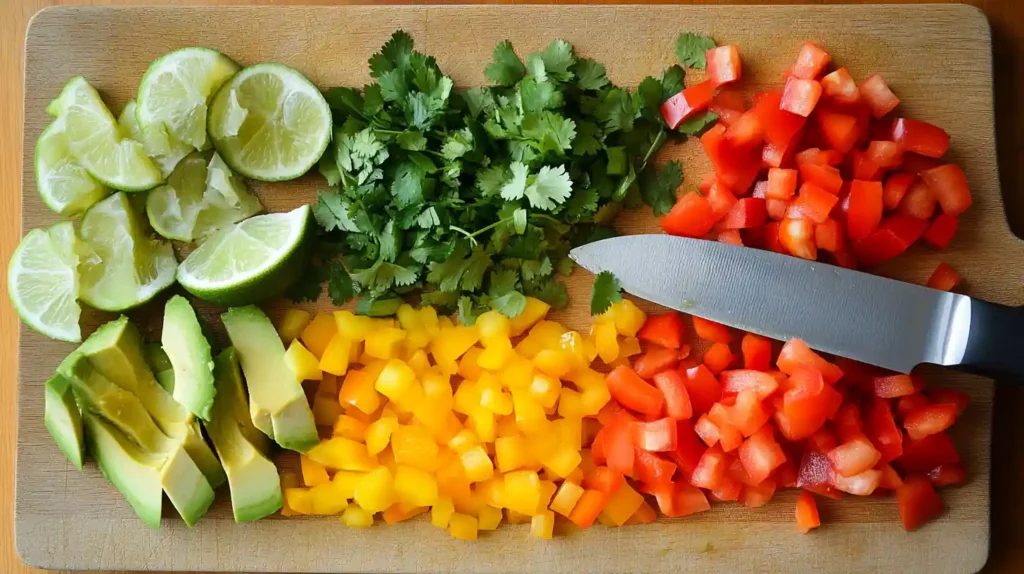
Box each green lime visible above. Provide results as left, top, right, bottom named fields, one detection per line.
left=118, top=100, right=192, bottom=179
left=177, top=205, right=311, bottom=305
left=146, top=151, right=262, bottom=241
left=7, top=222, right=81, bottom=342
left=35, top=117, right=110, bottom=216
left=79, top=192, right=177, bottom=311
left=53, top=77, right=163, bottom=191
left=207, top=63, right=331, bottom=181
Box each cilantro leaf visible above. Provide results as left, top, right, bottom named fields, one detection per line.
left=426, top=244, right=470, bottom=292
left=590, top=271, right=623, bottom=315
left=476, top=164, right=509, bottom=196
left=675, top=32, right=716, bottom=69
left=572, top=120, right=603, bottom=157
left=637, top=76, right=664, bottom=121
left=460, top=247, right=493, bottom=292
left=378, top=221, right=399, bottom=262
left=574, top=58, right=609, bottom=90
left=565, top=186, right=600, bottom=221
left=485, top=40, right=526, bottom=86
left=528, top=279, right=569, bottom=310
left=660, top=65, right=686, bottom=99
left=462, top=87, right=495, bottom=118
left=416, top=206, right=440, bottom=229
left=500, top=162, right=529, bottom=201
left=391, top=161, right=429, bottom=208
left=457, top=296, right=483, bottom=326
left=356, top=294, right=403, bottom=317
left=521, top=257, right=553, bottom=282
left=313, top=190, right=361, bottom=232
left=519, top=77, right=562, bottom=113
left=520, top=112, right=576, bottom=155
left=640, top=160, right=683, bottom=216
left=490, top=290, right=527, bottom=318
left=594, top=88, right=635, bottom=133
left=525, top=165, right=572, bottom=211
left=369, top=30, right=415, bottom=78
left=326, top=262, right=357, bottom=306
left=397, top=131, right=427, bottom=151
left=677, top=110, right=719, bottom=136
left=539, top=40, right=576, bottom=83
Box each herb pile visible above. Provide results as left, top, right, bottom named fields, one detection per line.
left=296, top=31, right=718, bottom=322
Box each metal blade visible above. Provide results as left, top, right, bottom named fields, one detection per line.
left=570, top=235, right=972, bottom=373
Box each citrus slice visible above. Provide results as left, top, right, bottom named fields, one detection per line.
left=7, top=222, right=81, bottom=342
left=118, top=100, right=192, bottom=179
left=35, top=117, right=110, bottom=216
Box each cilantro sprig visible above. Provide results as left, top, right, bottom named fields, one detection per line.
left=590, top=271, right=623, bottom=315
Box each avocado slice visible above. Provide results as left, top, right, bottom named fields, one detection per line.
left=205, top=348, right=283, bottom=522
left=158, top=441, right=216, bottom=527
left=144, top=342, right=175, bottom=393
left=82, top=413, right=163, bottom=529
left=162, top=296, right=216, bottom=420
left=43, top=374, right=84, bottom=470
left=221, top=306, right=318, bottom=453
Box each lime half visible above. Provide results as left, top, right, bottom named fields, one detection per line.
left=79, top=192, right=177, bottom=311
left=118, top=100, right=192, bottom=179
left=207, top=64, right=331, bottom=181
left=35, top=117, right=110, bottom=216
left=54, top=77, right=163, bottom=191
left=8, top=222, right=81, bottom=342
left=146, top=151, right=262, bottom=241
left=177, top=205, right=311, bottom=305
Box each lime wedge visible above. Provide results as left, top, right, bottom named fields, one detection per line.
left=54, top=77, right=163, bottom=191
left=118, top=100, right=192, bottom=179
left=35, top=117, right=110, bottom=216
left=207, top=64, right=331, bottom=181
left=79, top=192, right=177, bottom=311
left=146, top=151, right=262, bottom=241
left=177, top=205, right=311, bottom=305
left=8, top=222, right=81, bottom=342
left=136, top=48, right=239, bottom=172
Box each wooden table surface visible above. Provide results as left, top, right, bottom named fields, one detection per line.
left=1, top=1, right=1022, bottom=573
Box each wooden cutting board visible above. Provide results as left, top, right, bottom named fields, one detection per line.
left=17, top=4, right=1019, bottom=572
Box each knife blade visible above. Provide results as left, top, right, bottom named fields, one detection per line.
left=569, top=234, right=1024, bottom=376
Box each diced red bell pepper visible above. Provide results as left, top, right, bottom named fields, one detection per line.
left=702, top=123, right=761, bottom=194
left=606, top=366, right=665, bottom=416
left=872, top=374, right=916, bottom=398
left=740, top=333, right=773, bottom=371
left=851, top=150, right=885, bottom=181
left=671, top=421, right=707, bottom=478
left=707, top=45, right=742, bottom=88
left=740, top=477, right=778, bottom=508
left=920, top=164, right=972, bottom=217
left=820, top=67, right=860, bottom=104
left=690, top=444, right=728, bottom=490
left=633, top=449, right=677, bottom=486
left=827, top=436, right=882, bottom=477
left=753, top=90, right=808, bottom=148
left=923, top=214, right=959, bottom=250
left=653, top=370, right=693, bottom=420
left=709, top=473, right=743, bottom=502
left=766, top=168, right=798, bottom=200
left=898, top=431, right=961, bottom=474
left=707, top=404, right=745, bottom=451
left=777, top=339, right=844, bottom=384
left=898, top=179, right=937, bottom=220
left=798, top=162, right=844, bottom=195
left=833, top=403, right=864, bottom=443
left=846, top=180, right=884, bottom=241
left=815, top=218, right=845, bottom=252
left=692, top=317, right=731, bottom=344
left=660, top=80, right=715, bottom=129
left=602, top=412, right=636, bottom=476
left=717, top=229, right=744, bottom=246
left=878, top=463, right=904, bottom=490
left=806, top=428, right=839, bottom=454
left=774, top=457, right=799, bottom=488
left=568, top=489, right=611, bottom=529
left=795, top=147, right=844, bottom=166
left=896, top=393, right=930, bottom=419
left=903, top=403, right=958, bottom=440
left=683, top=365, right=723, bottom=416
left=760, top=142, right=790, bottom=169
left=584, top=465, right=626, bottom=493
left=703, top=342, right=736, bottom=374
left=890, top=118, right=950, bottom=158
left=832, top=467, right=883, bottom=496
left=739, top=425, right=787, bottom=484
left=778, top=388, right=840, bottom=442
left=781, top=78, right=823, bottom=117
left=633, top=417, right=679, bottom=453
left=766, top=199, right=789, bottom=222
left=633, top=345, right=678, bottom=379
left=795, top=491, right=821, bottom=533
left=720, top=198, right=768, bottom=229
left=662, top=192, right=717, bottom=238
left=927, top=463, right=966, bottom=487
left=710, top=90, right=748, bottom=127
left=883, top=172, right=917, bottom=210
left=896, top=475, right=943, bottom=531
left=865, top=398, right=904, bottom=463
left=790, top=42, right=831, bottom=80
left=707, top=178, right=738, bottom=219
left=797, top=449, right=839, bottom=500
left=694, top=414, right=722, bottom=448
left=725, top=390, right=771, bottom=437
left=724, top=109, right=765, bottom=151
left=902, top=152, right=944, bottom=175
left=852, top=214, right=929, bottom=266
left=927, top=388, right=970, bottom=416
left=815, top=108, right=858, bottom=153
left=654, top=481, right=711, bottom=518
left=778, top=218, right=818, bottom=260
left=857, top=74, right=900, bottom=119
left=637, top=312, right=684, bottom=350
left=926, top=262, right=961, bottom=292
left=866, top=140, right=904, bottom=168
left=720, top=369, right=780, bottom=400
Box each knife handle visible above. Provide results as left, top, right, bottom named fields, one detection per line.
left=959, top=299, right=1024, bottom=377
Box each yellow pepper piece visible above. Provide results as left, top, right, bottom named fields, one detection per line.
left=448, top=429, right=480, bottom=454
left=318, top=373, right=339, bottom=396
left=494, top=435, right=532, bottom=473
left=334, top=310, right=375, bottom=342
left=397, top=304, right=422, bottom=331
left=458, top=347, right=484, bottom=381
left=307, top=437, right=379, bottom=471
left=284, top=487, right=314, bottom=515
left=341, top=504, right=374, bottom=527
left=415, top=407, right=461, bottom=445
left=565, top=467, right=585, bottom=486
left=374, top=358, right=416, bottom=402
left=452, top=380, right=480, bottom=415
left=580, top=384, right=612, bottom=417
left=528, top=373, right=561, bottom=409
left=403, top=328, right=432, bottom=356
left=557, top=388, right=585, bottom=419
left=430, top=325, right=480, bottom=373
left=500, top=355, right=534, bottom=389
left=364, top=327, right=407, bottom=360
left=476, top=310, right=511, bottom=342
left=478, top=384, right=513, bottom=416
left=276, top=309, right=312, bottom=345
left=530, top=321, right=566, bottom=348
left=599, top=481, right=645, bottom=526
left=495, top=415, right=520, bottom=438
left=530, top=510, right=555, bottom=539
left=364, top=417, right=399, bottom=455
left=535, top=480, right=557, bottom=515
left=549, top=480, right=585, bottom=517
left=284, top=340, right=323, bottom=382
left=300, top=312, right=338, bottom=358
left=477, top=337, right=513, bottom=370
left=506, top=509, right=532, bottom=524
left=511, top=389, right=547, bottom=434
left=301, top=455, right=331, bottom=487
left=532, top=349, right=572, bottom=379
left=349, top=340, right=363, bottom=363
left=391, top=425, right=439, bottom=471
left=333, top=414, right=369, bottom=441
left=554, top=417, right=583, bottom=452
left=309, top=482, right=349, bottom=515
left=279, top=473, right=300, bottom=517
left=478, top=504, right=503, bottom=530
left=353, top=466, right=394, bottom=513
left=319, top=333, right=352, bottom=376
left=406, top=348, right=430, bottom=376
left=332, top=471, right=363, bottom=499
left=420, top=306, right=440, bottom=335
left=526, top=425, right=558, bottom=462
left=602, top=299, right=646, bottom=337
left=338, top=369, right=382, bottom=415
left=382, top=503, right=428, bottom=525
left=312, top=393, right=342, bottom=427
left=394, top=465, right=439, bottom=507
left=460, top=446, right=495, bottom=483
left=509, top=297, right=550, bottom=336
left=503, top=470, right=541, bottom=516
left=431, top=496, right=455, bottom=528
left=619, top=336, right=642, bottom=357
left=540, top=444, right=582, bottom=479
left=593, top=321, right=620, bottom=364
left=476, top=476, right=505, bottom=508
left=448, top=513, right=478, bottom=540
left=467, top=407, right=496, bottom=443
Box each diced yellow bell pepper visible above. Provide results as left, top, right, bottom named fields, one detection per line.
left=353, top=466, right=394, bottom=513
left=509, top=297, right=550, bottom=336
left=477, top=337, right=513, bottom=370
left=318, top=374, right=339, bottom=396
left=553, top=417, right=583, bottom=452
left=279, top=474, right=300, bottom=517
left=374, top=358, right=416, bottom=402
left=284, top=340, right=323, bottom=382
left=332, top=471, right=363, bottom=499
left=420, top=368, right=453, bottom=407
left=333, top=414, right=369, bottom=441
left=506, top=509, right=532, bottom=524
left=511, top=389, right=547, bottom=434
left=382, top=503, right=428, bottom=525
left=503, top=470, right=541, bottom=516
left=479, top=384, right=513, bottom=416
left=431, top=496, right=455, bottom=528
left=460, top=446, right=494, bottom=483
left=580, top=384, right=612, bottom=416
left=394, top=465, right=439, bottom=507
left=403, top=328, right=432, bottom=356
left=530, top=510, right=555, bottom=539
left=581, top=334, right=599, bottom=364
left=565, top=467, right=585, bottom=486
left=558, top=331, right=589, bottom=367
left=430, top=325, right=480, bottom=373
left=341, top=504, right=374, bottom=527
left=319, top=333, right=353, bottom=376
left=476, top=310, right=511, bottom=342
left=452, top=380, right=480, bottom=415
left=526, top=424, right=558, bottom=462
left=532, top=349, right=573, bottom=379
left=602, top=299, right=646, bottom=337
left=536, top=480, right=557, bottom=515
left=300, top=312, right=338, bottom=358
left=439, top=316, right=454, bottom=329
left=500, top=355, right=535, bottom=389
left=310, top=482, right=349, bottom=515
left=415, top=406, right=461, bottom=445
left=397, top=304, right=422, bottom=331
left=593, top=321, right=620, bottom=364
left=448, top=513, right=479, bottom=540
left=478, top=504, right=503, bottom=530
left=406, top=349, right=430, bottom=376
left=494, top=435, right=532, bottom=473
left=540, top=445, right=582, bottom=479
left=391, top=425, right=439, bottom=471
left=334, top=310, right=375, bottom=342
left=284, top=487, right=314, bottom=515
left=599, top=481, right=644, bottom=526
left=531, top=321, right=567, bottom=348
left=364, top=327, right=407, bottom=360
left=619, top=336, right=642, bottom=357
left=420, top=306, right=440, bottom=335
left=476, top=476, right=505, bottom=508
left=349, top=340, right=363, bottom=363
left=338, top=370, right=382, bottom=415
left=495, top=415, right=520, bottom=438
left=365, top=417, right=399, bottom=455
left=528, top=373, right=561, bottom=409
left=447, top=429, right=480, bottom=454
left=378, top=445, right=397, bottom=473
left=307, top=437, right=379, bottom=471
left=300, top=455, right=331, bottom=487
left=458, top=347, right=484, bottom=381
left=276, top=309, right=312, bottom=345
left=312, top=393, right=342, bottom=427
left=549, top=480, right=585, bottom=517
left=436, top=457, right=471, bottom=501
left=467, top=407, right=496, bottom=443
left=556, top=388, right=585, bottom=419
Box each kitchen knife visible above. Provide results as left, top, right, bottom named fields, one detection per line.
left=569, top=234, right=1024, bottom=376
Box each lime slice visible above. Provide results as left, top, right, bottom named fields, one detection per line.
left=54, top=77, right=163, bottom=191
left=79, top=192, right=177, bottom=311
left=8, top=222, right=81, bottom=342
left=118, top=100, right=192, bottom=179
left=207, top=64, right=331, bottom=181
left=135, top=48, right=239, bottom=171
left=35, top=117, right=110, bottom=216
left=146, top=151, right=262, bottom=241
left=177, top=205, right=311, bottom=306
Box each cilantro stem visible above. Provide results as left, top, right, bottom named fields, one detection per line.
left=532, top=213, right=561, bottom=226
left=640, top=126, right=667, bottom=171
left=450, top=214, right=518, bottom=245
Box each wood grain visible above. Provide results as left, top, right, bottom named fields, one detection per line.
left=2, top=2, right=1023, bottom=573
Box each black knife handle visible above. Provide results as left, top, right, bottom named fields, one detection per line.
left=959, top=299, right=1024, bottom=377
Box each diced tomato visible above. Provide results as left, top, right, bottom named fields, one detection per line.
left=637, top=313, right=684, bottom=350
left=795, top=148, right=844, bottom=166
left=740, top=477, right=778, bottom=508
left=568, top=489, right=611, bottom=529
left=927, top=388, right=969, bottom=416
left=827, top=436, right=881, bottom=477
left=795, top=491, right=821, bottom=533
left=660, top=80, right=715, bottom=129
left=798, top=162, right=844, bottom=195
left=777, top=339, right=844, bottom=384
left=653, top=481, right=711, bottom=518
left=707, top=45, right=742, bottom=88
left=692, top=317, right=731, bottom=344
left=865, top=398, right=903, bottom=463
left=790, top=42, right=831, bottom=80
left=820, top=67, right=860, bottom=104
left=883, top=172, right=917, bottom=210
left=831, top=467, right=882, bottom=496
left=896, top=475, right=943, bottom=531
left=740, top=333, right=773, bottom=371
left=858, top=74, right=900, bottom=118
left=753, top=90, right=808, bottom=148
left=778, top=218, right=817, bottom=260
left=703, top=342, right=736, bottom=375
left=926, top=262, right=961, bottom=292
left=898, top=179, right=937, bottom=219
left=721, top=369, right=779, bottom=400
left=584, top=465, right=625, bottom=493
left=632, top=417, right=679, bottom=453
left=896, top=393, right=930, bottom=419
left=833, top=403, right=864, bottom=443
left=815, top=108, right=858, bottom=153
left=781, top=78, right=823, bottom=117
left=903, top=403, right=958, bottom=440
left=653, top=370, right=693, bottom=420
left=890, top=118, right=950, bottom=158
left=683, top=365, right=723, bottom=416
left=606, top=366, right=665, bottom=416
left=739, top=425, right=787, bottom=484
left=897, top=431, right=961, bottom=474
left=923, top=214, right=959, bottom=250
left=662, top=192, right=717, bottom=238
left=846, top=180, right=884, bottom=241
left=866, top=140, right=904, bottom=168
left=878, top=463, right=904, bottom=490
left=720, top=198, right=768, bottom=230
left=850, top=150, right=884, bottom=181
left=927, top=463, right=966, bottom=487
left=920, top=164, right=972, bottom=217
left=671, top=421, right=708, bottom=477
